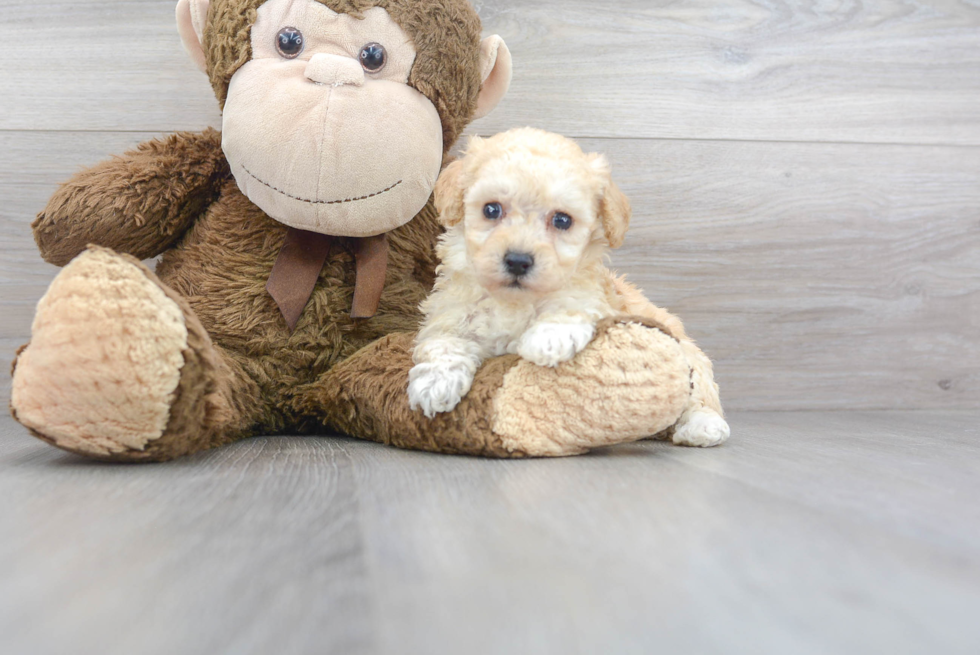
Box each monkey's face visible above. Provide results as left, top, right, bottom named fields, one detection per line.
left=221, top=0, right=444, bottom=237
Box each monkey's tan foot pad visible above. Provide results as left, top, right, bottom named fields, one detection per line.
left=11, top=248, right=189, bottom=458
left=491, top=316, right=692, bottom=456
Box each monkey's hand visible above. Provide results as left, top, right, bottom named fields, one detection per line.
left=33, top=129, right=230, bottom=266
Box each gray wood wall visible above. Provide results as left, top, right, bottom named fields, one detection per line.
left=1, top=0, right=977, bottom=411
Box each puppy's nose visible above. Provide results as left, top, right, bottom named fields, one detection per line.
left=504, top=251, right=535, bottom=278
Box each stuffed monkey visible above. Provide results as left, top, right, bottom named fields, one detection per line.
left=9, top=0, right=728, bottom=462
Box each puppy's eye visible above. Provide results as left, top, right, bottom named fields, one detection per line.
left=276, top=27, right=305, bottom=59
left=552, top=212, right=573, bottom=230
left=359, top=43, right=387, bottom=72
left=483, top=202, right=504, bottom=220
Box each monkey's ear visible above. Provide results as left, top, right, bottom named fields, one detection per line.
left=591, top=156, right=631, bottom=249
left=176, top=0, right=210, bottom=74
left=473, top=36, right=513, bottom=120
left=434, top=160, right=467, bottom=228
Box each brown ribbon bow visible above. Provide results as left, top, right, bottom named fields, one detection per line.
left=266, top=227, right=389, bottom=332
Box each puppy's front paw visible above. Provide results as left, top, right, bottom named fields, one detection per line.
left=673, top=410, right=730, bottom=448
left=518, top=322, right=595, bottom=368
left=408, top=362, right=476, bottom=419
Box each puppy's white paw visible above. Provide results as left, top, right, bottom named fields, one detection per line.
left=673, top=411, right=731, bottom=448
left=408, top=361, right=476, bottom=418
left=518, top=322, right=595, bottom=368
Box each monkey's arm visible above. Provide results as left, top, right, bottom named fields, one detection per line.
left=33, top=129, right=230, bottom=266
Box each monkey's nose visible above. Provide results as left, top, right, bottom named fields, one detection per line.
left=305, top=54, right=364, bottom=87
left=504, top=252, right=535, bottom=278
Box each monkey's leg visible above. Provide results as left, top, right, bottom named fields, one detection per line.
left=294, top=317, right=693, bottom=458
left=611, top=275, right=729, bottom=447
left=10, top=247, right=263, bottom=462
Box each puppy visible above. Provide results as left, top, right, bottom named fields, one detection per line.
left=408, top=128, right=729, bottom=447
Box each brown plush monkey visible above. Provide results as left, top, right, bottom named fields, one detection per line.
left=10, top=0, right=725, bottom=461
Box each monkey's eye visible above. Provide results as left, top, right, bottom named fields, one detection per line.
left=484, top=203, right=504, bottom=220
left=359, top=43, right=387, bottom=72
left=276, top=27, right=305, bottom=59
left=552, top=212, right=573, bottom=230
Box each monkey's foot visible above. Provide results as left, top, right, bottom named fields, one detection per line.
left=490, top=317, right=692, bottom=456
left=10, top=247, right=223, bottom=461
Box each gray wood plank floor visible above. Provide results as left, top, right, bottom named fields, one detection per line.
left=1, top=412, right=978, bottom=655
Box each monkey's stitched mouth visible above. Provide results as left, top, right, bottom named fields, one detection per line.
left=241, top=164, right=402, bottom=205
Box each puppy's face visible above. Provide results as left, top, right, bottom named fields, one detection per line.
left=463, top=151, right=601, bottom=296
left=435, top=128, right=632, bottom=297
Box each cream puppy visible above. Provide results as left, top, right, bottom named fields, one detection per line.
left=408, top=128, right=729, bottom=448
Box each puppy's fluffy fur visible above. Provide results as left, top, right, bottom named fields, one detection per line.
left=408, top=128, right=729, bottom=447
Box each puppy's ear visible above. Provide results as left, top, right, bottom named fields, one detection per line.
left=600, top=181, right=631, bottom=249
left=434, top=159, right=466, bottom=228
left=591, top=155, right=632, bottom=249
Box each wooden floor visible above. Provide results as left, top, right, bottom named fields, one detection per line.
left=1, top=411, right=978, bottom=655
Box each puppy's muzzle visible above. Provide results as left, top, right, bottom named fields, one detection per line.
left=503, top=251, right=535, bottom=278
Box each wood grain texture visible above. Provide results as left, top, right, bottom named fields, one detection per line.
left=1, top=1, right=978, bottom=144
left=1, top=411, right=979, bottom=655
left=1, top=2, right=977, bottom=409
left=470, top=0, right=980, bottom=145
left=0, top=1, right=222, bottom=133
left=3, top=132, right=977, bottom=409
left=592, top=137, right=980, bottom=410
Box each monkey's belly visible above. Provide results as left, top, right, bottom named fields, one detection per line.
left=155, top=184, right=424, bottom=384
